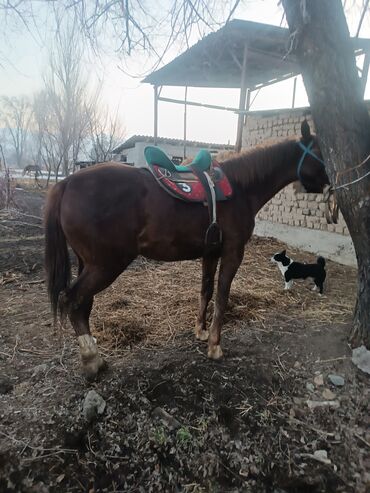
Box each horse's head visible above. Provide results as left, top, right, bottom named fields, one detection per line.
left=297, top=120, right=329, bottom=193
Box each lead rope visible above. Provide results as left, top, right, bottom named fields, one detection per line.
left=323, top=186, right=339, bottom=224
left=297, top=141, right=338, bottom=223
left=324, top=152, right=370, bottom=224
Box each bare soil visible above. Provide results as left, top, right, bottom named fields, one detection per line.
left=0, top=188, right=369, bottom=493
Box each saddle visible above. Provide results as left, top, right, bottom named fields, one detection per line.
left=144, top=146, right=233, bottom=203
left=145, top=146, right=233, bottom=253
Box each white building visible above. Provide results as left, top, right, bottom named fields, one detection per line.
left=112, top=135, right=234, bottom=167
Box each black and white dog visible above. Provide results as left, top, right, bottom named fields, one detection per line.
left=271, top=250, right=326, bottom=294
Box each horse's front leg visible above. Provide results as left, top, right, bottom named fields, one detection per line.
left=195, top=254, right=219, bottom=341
left=208, top=247, right=244, bottom=359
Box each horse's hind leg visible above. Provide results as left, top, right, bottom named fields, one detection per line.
left=69, top=297, right=101, bottom=380
left=208, top=246, right=244, bottom=360
left=63, top=264, right=125, bottom=380
left=195, top=254, right=219, bottom=341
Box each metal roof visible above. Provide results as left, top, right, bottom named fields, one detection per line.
left=112, top=135, right=234, bottom=154
left=143, top=19, right=370, bottom=89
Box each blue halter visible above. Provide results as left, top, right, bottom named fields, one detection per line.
left=297, top=141, right=325, bottom=182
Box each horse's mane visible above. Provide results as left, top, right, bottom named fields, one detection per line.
left=220, top=139, right=297, bottom=188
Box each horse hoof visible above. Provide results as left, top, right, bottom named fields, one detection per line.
left=196, top=330, right=209, bottom=341
left=207, top=345, right=223, bottom=360
left=82, top=356, right=107, bottom=381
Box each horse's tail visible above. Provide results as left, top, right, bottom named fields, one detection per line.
left=317, top=256, right=326, bottom=268
left=44, top=180, right=71, bottom=319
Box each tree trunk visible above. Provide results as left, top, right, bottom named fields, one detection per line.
left=282, top=0, right=370, bottom=347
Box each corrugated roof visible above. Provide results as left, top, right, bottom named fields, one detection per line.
left=143, top=19, right=370, bottom=89
left=112, top=135, right=234, bottom=154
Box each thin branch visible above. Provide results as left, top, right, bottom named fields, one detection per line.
left=355, top=0, right=370, bottom=37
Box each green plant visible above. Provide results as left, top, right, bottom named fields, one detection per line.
left=152, top=426, right=167, bottom=446
left=176, top=427, right=192, bottom=444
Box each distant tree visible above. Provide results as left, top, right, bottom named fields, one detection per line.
left=86, top=103, right=126, bottom=163
left=0, top=96, right=32, bottom=168
left=41, top=16, right=91, bottom=177
left=32, top=90, right=64, bottom=183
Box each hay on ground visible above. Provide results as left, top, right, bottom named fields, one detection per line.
left=92, top=237, right=356, bottom=351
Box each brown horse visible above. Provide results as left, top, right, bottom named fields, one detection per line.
left=45, top=121, right=329, bottom=379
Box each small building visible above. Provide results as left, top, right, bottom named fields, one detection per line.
left=112, top=135, right=234, bottom=167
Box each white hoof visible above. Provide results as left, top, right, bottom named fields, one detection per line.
left=78, top=334, right=106, bottom=380
left=207, top=345, right=223, bottom=360
left=82, top=354, right=106, bottom=381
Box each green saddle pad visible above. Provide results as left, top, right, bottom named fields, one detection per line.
left=144, top=146, right=212, bottom=173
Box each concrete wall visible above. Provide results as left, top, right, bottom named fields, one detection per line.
left=241, top=105, right=364, bottom=266
left=254, top=220, right=356, bottom=267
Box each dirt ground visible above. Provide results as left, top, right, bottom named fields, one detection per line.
left=0, top=187, right=369, bottom=493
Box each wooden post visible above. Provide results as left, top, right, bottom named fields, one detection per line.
left=183, top=86, right=188, bottom=159
left=154, top=85, right=158, bottom=145
left=292, top=76, right=297, bottom=108
left=235, top=44, right=248, bottom=153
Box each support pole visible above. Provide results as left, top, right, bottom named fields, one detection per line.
left=235, top=44, right=248, bottom=153
left=243, top=89, right=251, bottom=147
left=154, top=85, right=158, bottom=145
left=361, top=53, right=369, bottom=97
left=292, top=76, right=297, bottom=108
left=183, top=86, right=188, bottom=159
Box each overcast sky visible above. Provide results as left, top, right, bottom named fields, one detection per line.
left=0, top=0, right=369, bottom=145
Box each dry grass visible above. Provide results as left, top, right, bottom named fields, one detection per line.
left=91, top=237, right=357, bottom=351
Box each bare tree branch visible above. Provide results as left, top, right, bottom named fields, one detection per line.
left=355, top=0, right=369, bottom=37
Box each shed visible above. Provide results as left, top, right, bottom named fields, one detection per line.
left=143, top=19, right=370, bottom=151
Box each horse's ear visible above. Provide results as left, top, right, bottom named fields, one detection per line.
left=281, top=249, right=286, bottom=256
left=301, top=119, right=311, bottom=142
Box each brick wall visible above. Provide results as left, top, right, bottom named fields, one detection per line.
left=242, top=107, right=315, bottom=148
left=257, top=185, right=349, bottom=235
left=241, top=104, right=370, bottom=237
